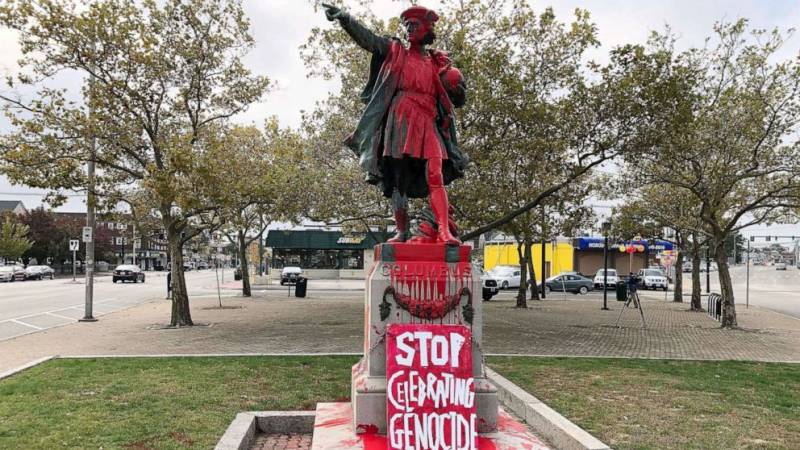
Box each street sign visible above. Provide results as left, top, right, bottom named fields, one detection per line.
left=69, top=240, right=80, bottom=251
left=82, top=226, right=93, bottom=242
left=116, top=237, right=123, bottom=245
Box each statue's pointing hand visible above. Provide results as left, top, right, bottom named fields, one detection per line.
left=322, top=3, right=344, bottom=22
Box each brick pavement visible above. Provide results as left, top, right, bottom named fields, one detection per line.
left=251, top=433, right=311, bottom=450
left=1, top=289, right=798, bottom=373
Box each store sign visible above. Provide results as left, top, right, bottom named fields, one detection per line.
left=386, top=324, right=477, bottom=450
left=337, top=236, right=365, bottom=245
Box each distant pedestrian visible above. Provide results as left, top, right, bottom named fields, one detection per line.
left=166, top=270, right=172, bottom=299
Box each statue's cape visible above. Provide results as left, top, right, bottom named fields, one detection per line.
left=344, top=39, right=469, bottom=198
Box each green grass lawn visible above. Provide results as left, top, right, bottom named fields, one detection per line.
left=0, top=356, right=357, bottom=449
left=1, top=356, right=797, bottom=449
left=489, top=357, right=800, bottom=450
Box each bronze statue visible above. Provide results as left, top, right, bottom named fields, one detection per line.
left=322, top=3, right=468, bottom=245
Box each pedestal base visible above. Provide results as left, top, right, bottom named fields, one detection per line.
left=351, top=358, right=499, bottom=434
left=312, top=402, right=550, bottom=450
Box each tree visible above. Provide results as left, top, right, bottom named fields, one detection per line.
left=610, top=184, right=705, bottom=306
left=0, top=215, right=32, bottom=262
left=632, top=21, right=800, bottom=327
left=0, top=0, right=268, bottom=326
left=206, top=122, right=306, bottom=296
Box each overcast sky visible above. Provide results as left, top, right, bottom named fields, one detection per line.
left=1, top=0, right=799, bottom=238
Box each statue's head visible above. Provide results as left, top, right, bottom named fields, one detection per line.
left=400, top=6, right=438, bottom=45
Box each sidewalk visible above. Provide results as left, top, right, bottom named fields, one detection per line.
left=1, top=289, right=798, bottom=373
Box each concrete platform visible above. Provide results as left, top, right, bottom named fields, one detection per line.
left=311, top=402, right=551, bottom=450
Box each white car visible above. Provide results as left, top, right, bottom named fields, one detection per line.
left=480, top=269, right=500, bottom=300
left=776, top=262, right=787, bottom=271
left=638, top=268, right=669, bottom=290
left=0, top=266, right=14, bottom=282
left=280, top=266, right=303, bottom=285
left=593, top=268, right=618, bottom=290
left=488, top=265, right=521, bottom=289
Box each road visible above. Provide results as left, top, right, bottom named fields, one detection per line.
left=0, top=269, right=233, bottom=341
left=680, top=264, right=800, bottom=319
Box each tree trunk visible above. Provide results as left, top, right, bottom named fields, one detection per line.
left=673, top=238, right=683, bottom=302
left=238, top=229, right=251, bottom=297
left=715, top=239, right=737, bottom=328
left=515, top=240, right=528, bottom=308
left=167, top=226, right=193, bottom=326
left=526, top=238, right=540, bottom=300
left=690, top=234, right=702, bottom=311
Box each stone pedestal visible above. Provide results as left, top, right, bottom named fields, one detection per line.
left=351, top=242, right=498, bottom=434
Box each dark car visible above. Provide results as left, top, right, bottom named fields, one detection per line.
left=537, top=273, right=594, bottom=295
left=112, top=264, right=145, bottom=283
left=481, top=269, right=499, bottom=301
left=234, top=266, right=242, bottom=281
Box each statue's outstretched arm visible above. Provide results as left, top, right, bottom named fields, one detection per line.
left=323, top=3, right=389, bottom=56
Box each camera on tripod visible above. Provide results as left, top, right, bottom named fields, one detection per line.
left=626, top=274, right=640, bottom=293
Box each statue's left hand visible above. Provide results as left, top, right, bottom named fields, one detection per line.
left=322, top=3, right=344, bottom=22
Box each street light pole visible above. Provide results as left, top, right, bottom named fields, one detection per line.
left=602, top=221, right=611, bottom=310
left=541, top=206, right=546, bottom=299
left=746, top=239, right=750, bottom=309
left=705, top=246, right=710, bottom=293
left=81, top=124, right=97, bottom=321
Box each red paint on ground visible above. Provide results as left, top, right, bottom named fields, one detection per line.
left=315, top=416, right=351, bottom=428
left=478, top=436, right=499, bottom=450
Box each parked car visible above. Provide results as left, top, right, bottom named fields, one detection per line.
left=637, top=268, right=669, bottom=290
left=112, top=264, right=145, bottom=283
left=25, top=265, right=55, bottom=280
left=480, top=269, right=499, bottom=301
left=682, top=263, right=693, bottom=273
left=0, top=266, right=16, bottom=282
left=593, top=268, right=618, bottom=290
left=776, top=262, right=787, bottom=271
left=488, top=265, right=521, bottom=289
left=538, top=273, right=594, bottom=295
left=280, top=266, right=303, bottom=285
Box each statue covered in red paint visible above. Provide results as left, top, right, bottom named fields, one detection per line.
left=322, top=3, right=468, bottom=246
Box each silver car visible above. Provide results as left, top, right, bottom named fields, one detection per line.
left=25, top=265, right=55, bottom=280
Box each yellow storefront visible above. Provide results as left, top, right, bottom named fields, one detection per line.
left=484, top=241, right=573, bottom=279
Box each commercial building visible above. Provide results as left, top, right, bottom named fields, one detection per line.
left=572, top=237, right=675, bottom=277
left=265, top=229, right=388, bottom=279
left=483, top=241, right=573, bottom=279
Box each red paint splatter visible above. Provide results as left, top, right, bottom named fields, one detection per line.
left=358, top=424, right=388, bottom=450
left=316, top=416, right=351, bottom=429
left=478, top=436, right=499, bottom=450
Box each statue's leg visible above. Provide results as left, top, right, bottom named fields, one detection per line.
left=387, top=189, right=409, bottom=243
left=427, top=157, right=460, bottom=246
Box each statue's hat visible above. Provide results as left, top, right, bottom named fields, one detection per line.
left=400, top=5, right=439, bottom=24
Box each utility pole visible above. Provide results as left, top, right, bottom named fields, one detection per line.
left=259, top=215, right=265, bottom=277
left=746, top=239, right=750, bottom=309
left=602, top=221, right=611, bottom=310
left=705, top=246, right=710, bottom=293
left=80, top=84, right=97, bottom=322
left=132, top=224, right=137, bottom=266
left=540, top=206, right=546, bottom=299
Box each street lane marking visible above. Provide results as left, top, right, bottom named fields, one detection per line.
left=46, top=312, right=79, bottom=321
left=10, top=319, right=43, bottom=330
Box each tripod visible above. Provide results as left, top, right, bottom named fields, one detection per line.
left=615, top=278, right=647, bottom=328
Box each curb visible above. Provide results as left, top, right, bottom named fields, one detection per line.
left=486, top=367, right=610, bottom=450
left=215, top=411, right=315, bottom=450
left=0, top=355, right=56, bottom=381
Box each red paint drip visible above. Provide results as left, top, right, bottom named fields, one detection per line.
left=478, top=436, right=499, bottom=450
left=357, top=424, right=387, bottom=450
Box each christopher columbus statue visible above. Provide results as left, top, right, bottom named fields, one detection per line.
left=322, top=3, right=468, bottom=246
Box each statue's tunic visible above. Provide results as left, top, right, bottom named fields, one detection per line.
left=383, top=50, right=447, bottom=161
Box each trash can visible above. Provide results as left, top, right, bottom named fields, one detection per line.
left=295, top=277, right=307, bottom=298
left=615, top=280, right=627, bottom=301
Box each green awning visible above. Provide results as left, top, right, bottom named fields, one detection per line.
left=266, top=230, right=388, bottom=250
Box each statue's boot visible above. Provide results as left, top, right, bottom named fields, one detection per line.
left=430, top=186, right=461, bottom=246
left=387, top=207, right=409, bottom=243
